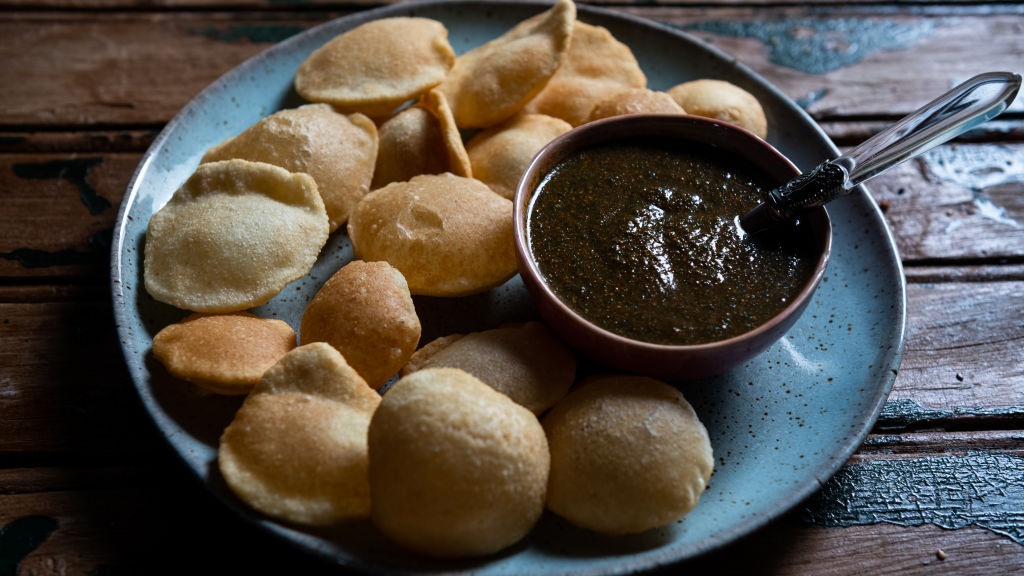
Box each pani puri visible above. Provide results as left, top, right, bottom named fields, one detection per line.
left=301, top=260, right=421, bottom=389
left=400, top=321, right=575, bottom=414
left=586, top=88, right=686, bottom=123
left=218, top=342, right=381, bottom=526
left=524, top=21, right=647, bottom=126
left=152, top=312, right=296, bottom=395
left=466, top=113, right=572, bottom=199
left=201, top=103, right=378, bottom=231
left=667, top=79, right=768, bottom=138
left=347, top=173, right=516, bottom=297
left=368, top=367, right=550, bottom=557
left=372, top=91, right=471, bottom=189
left=144, top=159, right=329, bottom=313
left=420, top=89, right=473, bottom=179
left=543, top=375, right=714, bottom=535
left=438, top=0, right=576, bottom=128
left=295, top=17, right=455, bottom=117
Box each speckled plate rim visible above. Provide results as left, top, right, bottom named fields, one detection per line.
left=111, top=1, right=908, bottom=573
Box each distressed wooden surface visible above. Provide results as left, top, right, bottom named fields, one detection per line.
left=2, top=5, right=1022, bottom=126
left=1, top=0, right=1022, bottom=574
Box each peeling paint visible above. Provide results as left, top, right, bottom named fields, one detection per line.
left=796, top=88, right=829, bottom=110
left=861, top=434, right=906, bottom=447
left=682, top=18, right=935, bottom=74
left=973, top=197, right=1021, bottom=228
left=926, top=146, right=1023, bottom=228
left=1, top=229, right=110, bottom=269
left=0, top=247, right=93, bottom=268
left=190, top=25, right=305, bottom=44
left=0, top=516, right=58, bottom=576
left=926, top=145, right=1024, bottom=191
left=876, top=398, right=1024, bottom=431
left=943, top=219, right=964, bottom=234
left=877, top=398, right=952, bottom=430
left=0, top=376, right=18, bottom=398
left=803, top=452, right=1024, bottom=543
left=12, top=157, right=109, bottom=215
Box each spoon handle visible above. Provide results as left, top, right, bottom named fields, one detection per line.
left=834, top=71, right=1021, bottom=187
left=740, top=71, right=1021, bottom=235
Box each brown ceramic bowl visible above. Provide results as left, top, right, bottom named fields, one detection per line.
left=513, top=114, right=832, bottom=379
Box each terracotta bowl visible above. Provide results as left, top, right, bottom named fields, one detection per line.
left=513, top=114, right=832, bottom=379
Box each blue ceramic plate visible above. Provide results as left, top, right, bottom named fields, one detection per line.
left=111, top=1, right=907, bottom=573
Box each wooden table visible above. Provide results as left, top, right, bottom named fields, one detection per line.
left=2, top=0, right=1022, bottom=573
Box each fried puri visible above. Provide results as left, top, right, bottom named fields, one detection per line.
left=201, top=104, right=377, bottom=231
left=543, top=375, right=714, bottom=535
left=348, top=173, right=516, bottom=297
left=152, top=312, right=296, bottom=394
left=524, top=21, right=647, bottom=126
left=419, top=89, right=473, bottom=179
left=295, top=17, right=455, bottom=117
left=401, top=322, right=575, bottom=415
left=144, top=159, right=329, bottom=313
left=466, top=113, right=572, bottom=199
left=218, top=342, right=381, bottom=525
left=301, top=260, right=421, bottom=388
left=667, top=79, right=768, bottom=138
left=438, top=0, right=576, bottom=128
left=369, top=367, right=549, bottom=557
left=372, top=90, right=471, bottom=190
left=586, top=88, right=686, bottom=123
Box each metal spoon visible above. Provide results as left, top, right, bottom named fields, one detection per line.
left=740, top=71, right=1022, bottom=235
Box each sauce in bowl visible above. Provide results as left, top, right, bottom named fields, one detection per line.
left=526, top=138, right=817, bottom=346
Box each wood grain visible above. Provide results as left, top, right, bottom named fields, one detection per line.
left=0, top=153, right=135, bottom=281
left=890, top=281, right=1024, bottom=417
left=0, top=296, right=144, bottom=456
left=640, top=5, right=1024, bottom=118
left=0, top=12, right=332, bottom=127
left=2, top=140, right=1020, bottom=282
left=4, top=460, right=1023, bottom=576
left=870, top=143, right=1024, bottom=262
left=856, top=430, right=1024, bottom=458
left=1, top=7, right=1022, bottom=127
left=688, top=520, right=1024, bottom=576
left=0, top=278, right=1020, bottom=455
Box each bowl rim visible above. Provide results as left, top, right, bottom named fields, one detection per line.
left=513, top=113, right=833, bottom=355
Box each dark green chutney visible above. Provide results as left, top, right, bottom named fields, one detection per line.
left=526, top=139, right=817, bottom=345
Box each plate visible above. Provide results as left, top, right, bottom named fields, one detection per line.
left=111, top=1, right=907, bottom=573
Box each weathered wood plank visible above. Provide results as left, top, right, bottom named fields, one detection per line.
left=1, top=483, right=156, bottom=575
left=1, top=277, right=1021, bottom=455
left=696, top=520, right=1024, bottom=576
left=802, top=451, right=1024, bottom=546
left=856, top=430, right=1024, bottom=458
left=887, top=281, right=1024, bottom=426
left=0, top=12, right=339, bottom=127
left=0, top=284, right=111, bottom=303
left=0, top=298, right=145, bottom=456
left=0, top=130, right=158, bottom=154
left=0, top=7, right=1021, bottom=127
left=822, top=119, right=1024, bottom=146
left=903, top=264, right=1024, bottom=283
left=0, top=153, right=135, bottom=280
left=639, top=6, right=1024, bottom=119
left=0, top=138, right=1020, bottom=283
left=3, top=460, right=1022, bottom=575
left=869, top=143, right=1024, bottom=262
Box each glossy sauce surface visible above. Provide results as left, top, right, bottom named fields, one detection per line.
left=527, top=140, right=816, bottom=345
